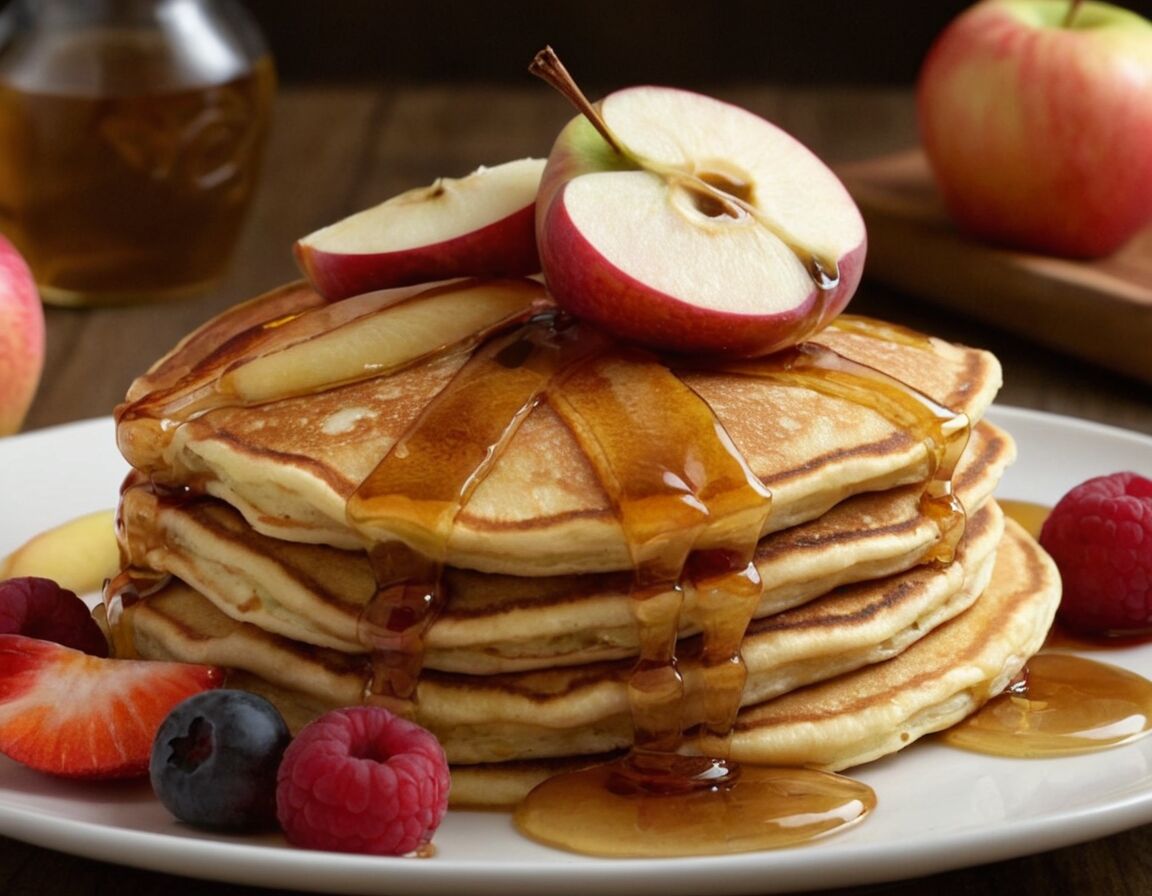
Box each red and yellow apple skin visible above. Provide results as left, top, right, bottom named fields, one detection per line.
left=295, top=158, right=545, bottom=301
left=296, top=206, right=539, bottom=301
left=535, top=87, right=866, bottom=358
left=918, top=0, right=1152, bottom=259
left=0, top=234, right=44, bottom=435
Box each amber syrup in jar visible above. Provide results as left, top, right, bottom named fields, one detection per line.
left=0, top=0, right=275, bottom=306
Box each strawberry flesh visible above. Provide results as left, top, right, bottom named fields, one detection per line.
left=0, top=634, right=224, bottom=779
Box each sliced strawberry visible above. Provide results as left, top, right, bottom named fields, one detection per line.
left=0, top=634, right=224, bottom=779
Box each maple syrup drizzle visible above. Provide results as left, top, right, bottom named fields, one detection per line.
left=116, top=278, right=1092, bottom=858
left=720, top=339, right=971, bottom=564
left=514, top=344, right=875, bottom=855
left=347, top=312, right=607, bottom=706
left=547, top=347, right=773, bottom=752
left=101, top=471, right=177, bottom=656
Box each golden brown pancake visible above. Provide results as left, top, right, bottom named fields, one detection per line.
left=115, top=420, right=1013, bottom=673
left=114, top=279, right=1000, bottom=576
left=105, top=277, right=1054, bottom=817
left=118, top=500, right=1002, bottom=764
left=446, top=520, right=1059, bottom=807
left=115, top=516, right=1056, bottom=807
left=715, top=518, right=1059, bottom=769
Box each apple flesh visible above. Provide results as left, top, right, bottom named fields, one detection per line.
left=295, top=158, right=546, bottom=300
left=918, top=0, right=1152, bottom=258
left=0, top=235, right=44, bottom=435
left=534, top=84, right=866, bottom=357
left=0, top=509, right=118, bottom=596
left=116, top=277, right=552, bottom=474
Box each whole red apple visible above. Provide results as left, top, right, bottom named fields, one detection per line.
left=917, top=0, right=1152, bottom=258
left=0, top=234, right=43, bottom=435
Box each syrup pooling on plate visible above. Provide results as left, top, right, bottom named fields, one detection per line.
left=945, top=502, right=1152, bottom=755
left=110, top=280, right=1009, bottom=856
left=942, top=653, right=1152, bottom=756
left=514, top=759, right=874, bottom=858
left=516, top=345, right=877, bottom=856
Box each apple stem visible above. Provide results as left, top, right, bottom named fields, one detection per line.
left=529, top=47, right=629, bottom=158
left=1062, top=0, right=1083, bottom=27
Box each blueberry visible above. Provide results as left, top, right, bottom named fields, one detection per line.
left=150, top=689, right=291, bottom=831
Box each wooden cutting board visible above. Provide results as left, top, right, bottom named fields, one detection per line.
left=835, top=150, right=1152, bottom=385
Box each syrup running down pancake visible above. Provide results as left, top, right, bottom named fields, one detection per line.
left=103, top=273, right=1057, bottom=815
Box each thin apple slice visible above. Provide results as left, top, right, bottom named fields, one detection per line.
left=124, top=281, right=327, bottom=403
left=295, top=158, right=546, bottom=300
left=219, top=278, right=550, bottom=405
left=0, top=509, right=118, bottom=596
left=140, top=278, right=551, bottom=422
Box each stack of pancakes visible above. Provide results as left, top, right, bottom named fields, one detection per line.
left=105, top=278, right=1060, bottom=808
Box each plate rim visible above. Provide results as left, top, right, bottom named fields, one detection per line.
left=1, top=405, right=1151, bottom=895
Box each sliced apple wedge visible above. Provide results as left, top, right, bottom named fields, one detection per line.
left=531, top=52, right=866, bottom=357
left=0, top=509, right=118, bottom=596
left=295, top=158, right=546, bottom=300
left=132, top=277, right=552, bottom=423
left=218, top=278, right=550, bottom=405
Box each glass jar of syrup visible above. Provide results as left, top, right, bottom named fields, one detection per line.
left=0, top=0, right=276, bottom=306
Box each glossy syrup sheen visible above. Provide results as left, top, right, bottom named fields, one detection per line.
left=108, top=296, right=986, bottom=856
left=942, top=653, right=1152, bottom=757
left=514, top=758, right=874, bottom=857
left=949, top=500, right=1152, bottom=755
left=114, top=290, right=1064, bottom=859
left=340, top=311, right=974, bottom=854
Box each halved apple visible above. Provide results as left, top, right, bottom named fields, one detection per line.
left=532, top=59, right=866, bottom=358
left=295, top=158, right=546, bottom=300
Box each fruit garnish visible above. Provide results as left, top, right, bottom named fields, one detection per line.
left=529, top=47, right=865, bottom=357
left=0, top=576, right=108, bottom=656
left=917, top=0, right=1152, bottom=258
left=295, top=158, right=545, bottom=301
left=0, top=634, right=224, bottom=779
left=276, top=706, right=450, bottom=855
left=0, top=233, right=43, bottom=437
left=150, top=689, right=291, bottom=831
left=1039, top=471, right=1152, bottom=634
left=0, top=509, right=119, bottom=596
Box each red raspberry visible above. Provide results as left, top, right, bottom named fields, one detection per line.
left=0, top=577, right=108, bottom=657
left=275, top=707, right=450, bottom=855
left=1039, top=471, right=1152, bottom=634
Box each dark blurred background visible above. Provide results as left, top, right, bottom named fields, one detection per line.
left=4, top=1, right=1152, bottom=87
left=237, top=0, right=1152, bottom=87
left=245, top=0, right=973, bottom=88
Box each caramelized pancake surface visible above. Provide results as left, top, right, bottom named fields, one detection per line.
left=116, top=421, right=1013, bottom=672
left=118, top=516, right=1058, bottom=807
left=121, top=501, right=1003, bottom=763
left=115, top=280, right=1001, bottom=575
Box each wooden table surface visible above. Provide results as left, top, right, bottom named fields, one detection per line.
left=6, top=83, right=1152, bottom=896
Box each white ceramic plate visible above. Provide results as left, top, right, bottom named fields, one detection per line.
left=1, top=406, right=1151, bottom=895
